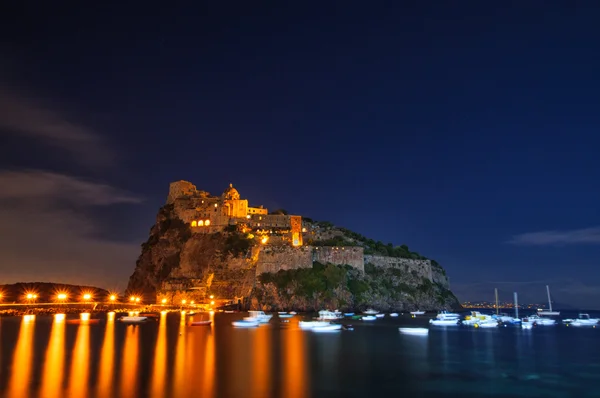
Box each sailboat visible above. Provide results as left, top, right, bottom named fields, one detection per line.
left=537, top=285, right=560, bottom=316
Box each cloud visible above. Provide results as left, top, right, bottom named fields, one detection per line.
left=0, top=170, right=141, bottom=206
left=0, top=170, right=142, bottom=291
left=0, top=87, right=114, bottom=168
left=508, top=227, right=600, bottom=246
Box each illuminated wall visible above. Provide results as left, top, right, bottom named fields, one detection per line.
left=290, top=216, right=303, bottom=246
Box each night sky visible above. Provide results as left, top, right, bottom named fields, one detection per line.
left=2, top=2, right=600, bottom=308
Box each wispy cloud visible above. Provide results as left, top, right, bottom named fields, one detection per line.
left=0, top=86, right=114, bottom=168
left=508, top=227, right=600, bottom=246
left=0, top=170, right=142, bottom=290
left=0, top=170, right=141, bottom=206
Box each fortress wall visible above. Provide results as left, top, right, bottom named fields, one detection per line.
left=364, top=255, right=433, bottom=281
left=256, top=246, right=313, bottom=274
left=313, top=247, right=364, bottom=272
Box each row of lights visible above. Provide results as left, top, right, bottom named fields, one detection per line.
left=6, top=292, right=143, bottom=303
left=191, top=219, right=211, bottom=227
left=160, top=295, right=215, bottom=306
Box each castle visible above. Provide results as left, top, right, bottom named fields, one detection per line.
left=167, top=181, right=303, bottom=246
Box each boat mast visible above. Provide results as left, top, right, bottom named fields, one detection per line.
left=546, top=285, right=552, bottom=312
left=514, top=292, right=519, bottom=319
left=495, top=288, right=499, bottom=315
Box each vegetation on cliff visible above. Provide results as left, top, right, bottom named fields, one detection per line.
left=252, top=261, right=459, bottom=312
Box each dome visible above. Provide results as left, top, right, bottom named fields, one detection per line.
left=222, top=183, right=240, bottom=200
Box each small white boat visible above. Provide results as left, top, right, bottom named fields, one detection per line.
left=362, top=315, right=377, bottom=321
left=528, top=315, right=556, bottom=326
left=232, top=319, right=259, bottom=327
left=390, top=313, right=399, bottom=317
left=344, top=312, right=355, bottom=317
left=363, top=309, right=379, bottom=315
left=410, top=310, right=425, bottom=315
left=317, top=310, right=342, bottom=320
left=246, top=311, right=273, bottom=323
left=278, top=312, right=287, bottom=315
left=120, top=316, right=148, bottom=323
left=475, top=319, right=499, bottom=328
left=521, top=318, right=534, bottom=329
left=564, top=314, right=599, bottom=327
left=299, top=321, right=331, bottom=329
left=375, top=314, right=385, bottom=318
left=279, top=314, right=294, bottom=319
left=399, top=327, right=429, bottom=335
left=289, top=311, right=297, bottom=315
left=312, top=324, right=342, bottom=332
left=429, top=311, right=460, bottom=326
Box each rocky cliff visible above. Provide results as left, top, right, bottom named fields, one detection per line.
left=127, top=205, right=460, bottom=311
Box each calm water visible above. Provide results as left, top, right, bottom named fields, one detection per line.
left=1, top=311, right=600, bottom=398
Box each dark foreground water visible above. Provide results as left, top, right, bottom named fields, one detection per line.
left=1, top=311, right=600, bottom=398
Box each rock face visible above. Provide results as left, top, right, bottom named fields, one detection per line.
left=127, top=203, right=460, bottom=311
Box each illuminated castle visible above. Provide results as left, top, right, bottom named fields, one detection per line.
left=167, top=181, right=303, bottom=246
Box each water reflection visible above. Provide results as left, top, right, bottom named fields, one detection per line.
left=171, top=312, right=188, bottom=396
left=251, top=325, right=271, bottom=398
left=96, top=312, right=115, bottom=397
left=67, top=317, right=90, bottom=396
left=39, top=314, right=66, bottom=397
left=5, top=315, right=35, bottom=398
left=202, top=322, right=216, bottom=398
left=151, top=312, right=167, bottom=397
left=120, top=324, right=139, bottom=397
left=282, top=328, right=308, bottom=398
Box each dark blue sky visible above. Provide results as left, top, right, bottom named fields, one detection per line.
left=1, top=2, right=600, bottom=307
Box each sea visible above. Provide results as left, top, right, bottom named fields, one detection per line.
left=1, top=310, right=599, bottom=398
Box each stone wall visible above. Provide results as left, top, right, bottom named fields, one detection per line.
left=313, top=246, right=365, bottom=272
left=256, top=246, right=313, bottom=274
left=364, top=255, right=434, bottom=281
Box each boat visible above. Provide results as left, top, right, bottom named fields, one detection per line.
left=66, top=319, right=101, bottom=325
left=429, top=311, right=460, bottom=326
left=375, top=314, right=385, bottom=318
left=120, top=316, right=148, bottom=323
left=224, top=310, right=235, bottom=313
left=410, top=310, right=425, bottom=316
left=564, top=313, right=599, bottom=327
left=317, top=310, right=342, bottom=320
left=232, top=319, right=259, bottom=327
left=279, top=314, right=294, bottom=319
left=362, top=315, right=377, bottom=321
left=399, top=327, right=429, bottom=335
left=299, top=321, right=331, bottom=329
left=363, top=309, right=379, bottom=315
left=537, top=285, right=560, bottom=316
left=312, top=324, right=342, bottom=332
left=521, top=318, right=534, bottom=329
left=246, top=311, right=273, bottom=323
left=289, top=311, right=297, bottom=315
left=344, top=312, right=355, bottom=317
left=190, top=320, right=212, bottom=326
left=463, top=311, right=492, bottom=326
left=278, top=312, right=287, bottom=314
left=475, top=319, right=499, bottom=328
left=528, top=315, right=556, bottom=326
left=390, top=313, right=399, bottom=317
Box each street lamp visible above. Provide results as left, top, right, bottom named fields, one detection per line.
left=161, top=298, right=167, bottom=304
left=83, top=293, right=92, bottom=301
left=57, top=293, right=67, bottom=301
left=135, top=297, right=140, bottom=303
left=182, top=299, right=187, bottom=305
left=109, top=294, right=117, bottom=302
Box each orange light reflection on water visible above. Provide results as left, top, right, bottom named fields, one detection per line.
left=120, top=325, right=139, bottom=397
left=202, top=321, right=215, bottom=398
left=252, top=324, right=271, bottom=398
left=171, top=312, right=188, bottom=396
left=39, top=314, right=66, bottom=397
left=151, top=311, right=167, bottom=397
left=282, top=327, right=309, bottom=398
left=6, top=316, right=35, bottom=398
left=96, top=312, right=115, bottom=397
left=66, top=319, right=90, bottom=396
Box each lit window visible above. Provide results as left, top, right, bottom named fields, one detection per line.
left=214, top=203, right=218, bottom=207
left=198, top=220, right=204, bottom=226
left=205, top=220, right=211, bottom=226
left=191, top=221, right=197, bottom=227
left=246, top=215, right=251, bottom=219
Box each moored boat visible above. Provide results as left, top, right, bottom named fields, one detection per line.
left=312, top=324, right=342, bottom=332
left=390, top=313, right=399, bottom=317
left=317, top=310, right=342, bottom=320
left=564, top=314, right=599, bottom=327
left=528, top=315, right=556, bottom=326
left=299, top=321, right=331, bottom=329
left=375, top=314, right=385, bottom=318
left=246, top=311, right=273, bottom=323
left=429, top=311, right=460, bottom=326
left=521, top=318, right=534, bottom=329
left=363, top=309, right=379, bottom=315
left=190, top=320, right=212, bottom=326
left=120, top=316, right=148, bottom=323
left=399, top=327, right=429, bottom=335
left=410, top=310, right=425, bottom=316
left=362, top=315, right=377, bottom=321
left=232, top=319, right=259, bottom=327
